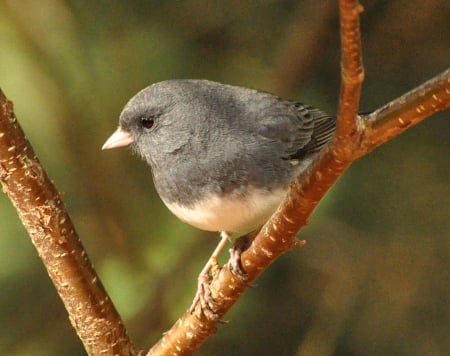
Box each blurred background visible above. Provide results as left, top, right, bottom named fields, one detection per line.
left=0, top=0, right=449, bottom=355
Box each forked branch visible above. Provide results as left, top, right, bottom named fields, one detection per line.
left=146, top=1, right=449, bottom=354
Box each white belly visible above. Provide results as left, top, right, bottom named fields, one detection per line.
left=163, top=188, right=287, bottom=233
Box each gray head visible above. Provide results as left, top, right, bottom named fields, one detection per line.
left=102, top=80, right=274, bottom=168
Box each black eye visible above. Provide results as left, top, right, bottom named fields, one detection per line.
left=140, top=116, right=155, bottom=129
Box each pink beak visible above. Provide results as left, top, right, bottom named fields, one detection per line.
left=102, top=128, right=134, bottom=150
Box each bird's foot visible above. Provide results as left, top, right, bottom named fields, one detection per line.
left=189, top=232, right=231, bottom=320
left=189, top=256, right=221, bottom=320
left=189, top=230, right=257, bottom=319
left=227, top=234, right=252, bottom=280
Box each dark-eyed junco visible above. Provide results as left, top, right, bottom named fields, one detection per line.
left=103, top=79, right=336, bottom=315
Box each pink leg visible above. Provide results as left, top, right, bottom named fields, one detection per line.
left=189, top=231, right=231, bottom=319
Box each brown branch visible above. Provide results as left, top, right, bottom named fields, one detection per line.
left=147, top=3, right=449, bottom=355
left=356, top=68, right=450, bottom=158
left=147, top=75, right=450, bottom=354
left=147, top=1, right=364, bottom=354
left=0, top=91, right=141, bottom=355
left=335, top=0, right=364, bottom=147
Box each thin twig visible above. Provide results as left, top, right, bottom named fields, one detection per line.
left=335, top=0, right=364, bottom=146
left=357, top=68, right=450, bottom=158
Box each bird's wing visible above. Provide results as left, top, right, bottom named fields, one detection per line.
left=258, top=101, right=336, bottom=160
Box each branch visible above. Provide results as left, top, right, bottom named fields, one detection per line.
left=147, top=3, right=449, bottom=356
left=0, top=91, right=141, bottom=355
left=335, top=0, right=364, bottom=144
left=356, top=68, right=450, bottom=158
left=147, top=74, right=450, bottom=354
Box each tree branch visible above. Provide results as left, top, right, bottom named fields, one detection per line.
left=356, top=68, right=450, bottom=158
left=335, top=0, right=364, bottom=145
left=0, top=92, right=141, bottom=355
left=147, top=2, right=449, bottom=355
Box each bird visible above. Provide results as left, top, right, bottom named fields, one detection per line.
left=102, top=79, right=336, bottom=317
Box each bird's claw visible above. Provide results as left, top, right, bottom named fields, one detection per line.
left=189, top=259, right=221, bottom=320
left=226, top=234, right=252, bottom=280
left=189, top=231, right=256, bottom=319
